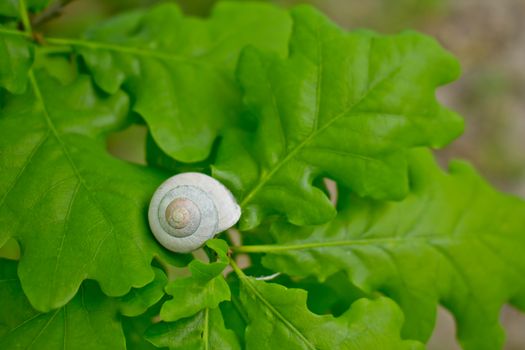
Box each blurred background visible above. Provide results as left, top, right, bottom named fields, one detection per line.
left=40, top=0, right=525, bottom=348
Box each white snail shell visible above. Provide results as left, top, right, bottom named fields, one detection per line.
left=148, top=173, right=241, bottom=253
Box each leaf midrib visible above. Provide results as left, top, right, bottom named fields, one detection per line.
left=232, top=234, right=518, bottom=253
left=203, top=308, right=210, bottom=350
left=229, top=260, right=317, bottom=350
left=0, top=27, right=31, bottom=38
left=240, top=61, right=403, bottom=207
left=27, top=71, right=120, bottom=293
left=12, top=3, right=119, bottom=303
left=233, top=237, right=424, bottom=253
left=233, top=235, right=525, bottom=281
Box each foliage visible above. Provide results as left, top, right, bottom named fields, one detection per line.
left=252, top=149, right=525, bottom=348
left=76, top=2, right=291, bottom=162
left=213, top=7, right=463, bottom=229
left=0, top=1, right=524, bottom=349
left=0, top=259, right=126, bottom=350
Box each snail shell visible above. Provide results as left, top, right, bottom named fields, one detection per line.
left=148, top=173, right=241, bottom=253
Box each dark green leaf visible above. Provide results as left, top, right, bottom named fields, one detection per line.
left=122, top=301, right=165, bottom=350
left=218, top=287, right=247, bottom=346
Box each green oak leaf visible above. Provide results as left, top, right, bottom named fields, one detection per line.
left=145, top=132, right=209, bottom=174
left=251, top=149, right=525, bottom=349
left=119, top=267, right=168, bottom=317
left=0, top=259, right=126, bottom=350
left=230, top=263, right=423, bottom=350
left=161, top=239, right=230, bottom=322
left=278, top=272, right=367, bottom=317
left=0, top=28, right=33, bottom=94
left=213, top=6, right=463, bottom=230
left=33, top=53, right=77, bottom=86
left=147, top=240, right=236, bottom=349
left=68, top=2, right=291, bottom=162
left=146, top=307, right=240, bottom=350
left=0, top=69, right=186, bottom=312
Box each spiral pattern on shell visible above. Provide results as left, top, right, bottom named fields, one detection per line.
left=148, top=173, right=241, bottom=253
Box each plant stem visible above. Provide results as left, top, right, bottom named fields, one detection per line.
left=0, top=27, right=31, bottom=37
left=36, top=45, right=73, bottom=55
left=203, top=308, right=210, bottom=350
left=18, top=0, right=32, bottom=35
left=32, top=0, right=76, bottom=28
left=232, top=237, right=423, bottom=253
left=44, top=36, right=188, bottom=62
left=229, top=257, right=246, bottom=279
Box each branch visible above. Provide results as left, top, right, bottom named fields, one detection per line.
left=31, top=0, right=76, bottom=28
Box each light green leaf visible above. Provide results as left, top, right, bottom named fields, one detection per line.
left=146, top=307, right=240, bottom=350
left=33, top=53, right=77, bottom=86
left=231, top=263, right=423, bottom=350
left=160, top=239, right=230, bottom=322
left=66, top=2, right=291, bottom=162
left=0, top=259, right=126, bottom=350
left=145, top=131, right=209, bottom=174
left=250, top=149, right=525, bottom=349
left=148, top=240, right=237, bottom=350
left=213, top=6, right=463, bottom=230
left=0, top=69, right=186, bottom=312
left=119, top=267, right=168, bottom=317
left=0, top=28, right=33, bottom=93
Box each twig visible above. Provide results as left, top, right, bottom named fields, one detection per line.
left=31, top=0, right=76, bottom=28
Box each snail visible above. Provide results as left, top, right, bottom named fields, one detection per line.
left=148, top=173, right=241, bottom=253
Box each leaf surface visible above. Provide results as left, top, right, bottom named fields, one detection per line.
left=146, top=308, right=240, bottom=350
left=0, top=259, right=126, bottom=350
left=213, top=6, right=463, bottom=229
left=122, top=305, right=161, bottom=350
left=70, top=2, right=291, bottom=162
left=0, top=28, right=32, bottom=93
left=160, top=239, right=231, bottom=322
left=256, top=150, right=525, bottom=349
left=231, top=266, right=423, bottom=350
left=147, top=240, right=239, bottom=350
left=119, top=267, right=168, bottom=317
left=0, top=69, right=184, bottom=312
